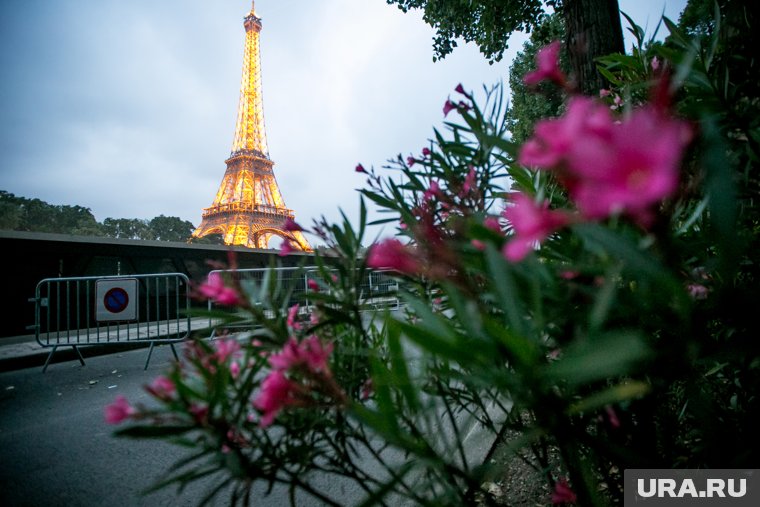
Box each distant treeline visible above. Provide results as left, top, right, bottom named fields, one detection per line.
left=0, top=190, right=222, bottom=243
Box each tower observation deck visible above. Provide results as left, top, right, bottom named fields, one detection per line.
left=192, top=2, right=311, bottom=251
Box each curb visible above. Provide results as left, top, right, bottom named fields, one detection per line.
left=0, top=341, right=170, bottom=373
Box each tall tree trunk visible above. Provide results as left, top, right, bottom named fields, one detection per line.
left=563, top=0, right=624, bottom=95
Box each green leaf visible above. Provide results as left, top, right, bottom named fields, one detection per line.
left=397, top=318, right=464, bottom=362
left=572, top=223, right=669, bottom=281
left=568, top=380, right=650, bottom=414
left=485, top=245, right=529, bottom=338
left=701, top=115, right=738, bottom=274
left=387, top=320, right=420, bottom=412
left=545, top=331, right=651, bottom=387
left=588, top=265, right=621, bottom=332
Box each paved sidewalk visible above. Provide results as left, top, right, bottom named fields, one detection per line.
left=0, top=318, right=214, bottom=372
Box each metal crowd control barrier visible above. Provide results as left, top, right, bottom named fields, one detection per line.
left=30, top=273, right=192, bottom=372
left=206, top=267, right=401, bottom=329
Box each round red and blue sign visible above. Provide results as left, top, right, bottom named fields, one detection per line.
left=103, top=287, right=130, bottom=313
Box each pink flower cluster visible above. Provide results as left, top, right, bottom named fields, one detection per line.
left=517, top=42, right=691, bottom=226
left=366, top=238, right=420, bottom=274
left=502, top=193, right=568, bottom=262
left=198, top=272, right=241, bottom=306
left=551, top=477, right=577, bottom=504
left=104, top=395, right=135, bottom=424
left=524, top=41, right=567, bottom=87
left=253, top=336, right=334, bottom=427
left=145, top=375, right=176, bottom=401
left=443, top=83, right=471, bottom=117
left=214, top=337, right=241, bottom=363
left=269, top=336, right=333, bottom=373
left=519, top=96, right=690, bottom=223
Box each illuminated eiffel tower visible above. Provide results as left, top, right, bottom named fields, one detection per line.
left=192, top=1, right=311, bottom=251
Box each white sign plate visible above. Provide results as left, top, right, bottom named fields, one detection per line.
left=95, top=278, right=138, bottom=322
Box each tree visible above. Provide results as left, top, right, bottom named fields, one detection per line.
left=0, top=190, right=103, bottom=236
left=102, top=217, right=154, bottom=240
left=506, top=13, right=566, bottom=144
left=385, top=0, right=624, bottom=94
left=148, top=215, right=195, bottom=242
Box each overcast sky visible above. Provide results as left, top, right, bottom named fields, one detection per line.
left=0, top=0, right=687, bottom=245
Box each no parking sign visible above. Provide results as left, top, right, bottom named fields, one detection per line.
left=95, top=278, right=139, bottom=321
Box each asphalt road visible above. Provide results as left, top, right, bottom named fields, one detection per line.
left=0, top=346, right=357, bottom=507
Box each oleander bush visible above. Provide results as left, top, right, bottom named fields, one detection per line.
left=107, top=7, right=759, bottom=506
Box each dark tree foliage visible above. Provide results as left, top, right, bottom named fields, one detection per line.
left=385, top=0, right=624, bottom=94
left=101, top=217, right=154, bottom=240
left=506, top=13, right=567, bottom=144
left=387, top=0, right=548, bottom=63
left=0, top=190, right=103, bottom=236
left=0, top=190, right=197, bottom=242
left=188, top=233, right=227, bottom=246
left=675, top=0, right=759, bottom=119
left=148, top=215, right=195, bottom=242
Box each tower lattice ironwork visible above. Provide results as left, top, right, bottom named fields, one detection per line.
left=192, top=1, right=311, bottom=251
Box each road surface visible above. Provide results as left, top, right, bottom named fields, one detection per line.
left=0, top=346, right=360, bottom=506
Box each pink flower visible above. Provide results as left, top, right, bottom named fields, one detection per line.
left=283, top=218, right=303, bottom=232
left=104, top=395, right=135, bottom=424
left=462, top=165, right=477, bottom=195
left=560, top=270, right=579, bottom=280
left=406, top=156, right=415, bottom=167
left=443, top=99, right=457, bottom=117
left=651, top=56, right=660, bottom=71
left=551, top=478, right=577, bottom=504
left=422, top=147, right=431, bottom=157
left=253, top=370, right=297, bottom=427
left=189, top=403, right=209, bottom=423
left=471, top=239, right=486, bottom=251
left=687, top=283, right=709, bottom=300
left=567, top=105, right=690, bottom=221
left=518, top=97, right=613, bottom=169
left=279, top=240, right=295, bottom=256
left=215, top=337, right=241, bottom=363
left=518, top=97, right=690, bottom=223
left=269, top=336, right=333, bottom=373
left=361, top=378, right=374, bottom=400
left=455, top=83, right=466, bottom=95
left=483, top=216, right=502, bottom=232
left=423, top=180, right=442, bottom=201
left=199, top=272, right=241, bottom=306
left=524, top=41, right=566, bottom=87
left=599, top=88, right=611, bottom=98
left=146, top=376, right=175, bottom=400
left=502, top=193, right=568, bottom=262
left=367, top=238, right=420, bottom=274
left=287, top=304, right=302, bottom=331
left=230, top=361, right=241, bottom=378
left=307, top=279, right=320, bottom=292
left=605, top=405, right=621, bottom=429
left=355, top=163, right=367, bottom=174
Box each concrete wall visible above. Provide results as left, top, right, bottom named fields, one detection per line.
left=0, top=231, right=313, bottom=338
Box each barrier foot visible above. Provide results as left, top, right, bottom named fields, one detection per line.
left=144, top=342, right=156, bottom=370
left=72, top=346, right=86, bottom=366
left=42, top=345, right=86, bottom=373
left=42, top=346, right=57, bottom=373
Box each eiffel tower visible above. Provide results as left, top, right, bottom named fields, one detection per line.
left=192, top=1, right=311, bottom=251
